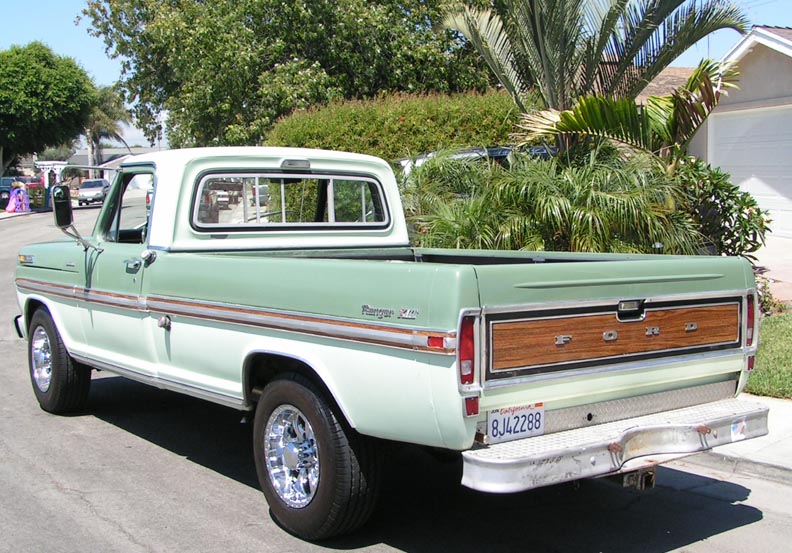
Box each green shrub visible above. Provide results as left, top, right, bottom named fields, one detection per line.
left=265, top=90, right=523, bottom=160
left=675, top=157, right=770, bottom=260
left=404, top=149, right=703, bottom=254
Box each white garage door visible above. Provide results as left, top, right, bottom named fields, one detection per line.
left=709, top=104, right=792, bottom=238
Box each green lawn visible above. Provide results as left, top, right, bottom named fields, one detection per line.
left=746, top=312, right=792, bottom=399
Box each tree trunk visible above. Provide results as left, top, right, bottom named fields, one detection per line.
left=86, top=129, right=96, bottom=178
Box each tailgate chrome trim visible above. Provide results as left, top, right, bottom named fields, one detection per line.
left=461, top=398, right=768, bottom=493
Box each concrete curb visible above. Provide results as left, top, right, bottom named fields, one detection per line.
left=691, top=451, right=792, bottom=484
left=709, top=394, right=792, bottom=472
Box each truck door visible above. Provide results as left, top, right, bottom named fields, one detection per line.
left=80, top=170, right=157, bottom=378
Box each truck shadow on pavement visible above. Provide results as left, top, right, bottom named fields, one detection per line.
left=89, top=375, right=260, bottom=488
left=88, top=376, right=762, bottom=553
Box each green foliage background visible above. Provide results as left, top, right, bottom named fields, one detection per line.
left=401, top=148, right=703, bottom=254
left=82, top=0, right=492, bottom=147
left=265, top=90, right=522, bottom=160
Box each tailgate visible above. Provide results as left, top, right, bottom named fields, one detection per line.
left=456, top=255, right=761, bottom=484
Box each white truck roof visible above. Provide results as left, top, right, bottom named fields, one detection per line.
left=130, top=147, right=411, bottom=251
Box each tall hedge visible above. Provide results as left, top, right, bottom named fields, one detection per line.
left=264, top=90, right=523, bottom=160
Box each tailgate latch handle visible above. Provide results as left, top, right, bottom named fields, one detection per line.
left=617, top=299, right=646, bottom=322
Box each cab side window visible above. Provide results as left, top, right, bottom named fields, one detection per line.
left=107, top=174, right=153, bottom=244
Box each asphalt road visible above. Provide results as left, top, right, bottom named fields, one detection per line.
left=2, top=209, right=791, bottom=553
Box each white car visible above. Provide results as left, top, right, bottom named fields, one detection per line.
left=77, top=179, right=110, bottom=206
left=215, top=190, right=230, bottom=209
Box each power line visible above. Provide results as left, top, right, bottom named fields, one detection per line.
left=743, top=0, right=786, bottom=11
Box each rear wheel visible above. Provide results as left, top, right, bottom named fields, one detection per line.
left=28, top=308, right=91, bottom=414
left=253, top=374, right=380, bottom=540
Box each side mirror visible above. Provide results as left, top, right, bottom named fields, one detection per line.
left=51, top=185, right=73, bottom=229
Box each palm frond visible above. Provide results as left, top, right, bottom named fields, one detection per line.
left=514, top=95, right=663, bottom=154
left=515, top=58, right=735, bottom=160
left=600, top=0, right=749, bottom=99
left=444, top=7, right=531, bottom=111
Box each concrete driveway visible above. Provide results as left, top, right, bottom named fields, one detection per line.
left=753, top=234, right=792, bottom=303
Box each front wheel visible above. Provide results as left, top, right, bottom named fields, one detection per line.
left=253, top=374, right=380, bottom=540
left=28, top=308, right=91, bottom=414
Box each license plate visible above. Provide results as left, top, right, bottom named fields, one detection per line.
left=487, top=403, right=545, bottom=444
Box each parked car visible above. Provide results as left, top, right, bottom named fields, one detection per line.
left=249, top=183, right=270, bottom=206
left=77, top=179, right=111, bottom=206
left=215, top=189, right=230, bottom=209
left=0, top=177, right=15, bottom=208
left=396, top=144, right=558, bottom=176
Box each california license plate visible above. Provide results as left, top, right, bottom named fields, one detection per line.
left=487, top=403, right=545, bottom=444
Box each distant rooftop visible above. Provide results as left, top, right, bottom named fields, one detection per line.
left=635, top=66, right=695, bottom=104
left=67, top=147, right=159, bottom=168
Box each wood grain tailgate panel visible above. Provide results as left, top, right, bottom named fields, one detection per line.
left=492, top=304, right=739, bottom=372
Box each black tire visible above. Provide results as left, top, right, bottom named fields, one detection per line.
left=28, top=308, right=91, bottom=414
left=253, top=374, right=380, bottom=540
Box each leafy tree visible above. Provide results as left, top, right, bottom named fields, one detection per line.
left=445, top=0, right=748, bottom=113
left=82, top=0, right=491, bottom=147
left=0, top=42, right=95, bottom=174
left=84, top=85, right=132, bottom=174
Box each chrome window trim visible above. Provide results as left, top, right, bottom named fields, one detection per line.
left=191, top=171, right=390, bottom=231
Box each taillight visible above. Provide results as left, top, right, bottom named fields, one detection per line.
left=746, top=294, right=756, bottom=347
left=459, top=316, right=476, bottom=385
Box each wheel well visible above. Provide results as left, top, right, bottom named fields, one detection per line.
left=243, top=352, right=346, bottom=423
left=24, top=299, right=47, bottom=331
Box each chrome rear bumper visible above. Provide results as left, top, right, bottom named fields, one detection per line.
left=462, top=398, right=768, bottom=493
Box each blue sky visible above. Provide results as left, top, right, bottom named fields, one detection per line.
left=2, top=0, right=792, bottom=146
left=672, top=0, right=792, bottom=66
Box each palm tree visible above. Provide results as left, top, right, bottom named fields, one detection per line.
left=515, top=59, right=738, bottom=169
left=84, top=86, right=132, bottom=175
left=445, top=0, right=748, bottom=113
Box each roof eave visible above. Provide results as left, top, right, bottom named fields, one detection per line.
left=724, top=27, right=792, bottom=64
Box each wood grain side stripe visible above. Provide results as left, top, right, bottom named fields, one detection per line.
left=16, top=278, right=456, bottom=354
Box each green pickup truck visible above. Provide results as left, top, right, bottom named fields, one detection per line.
left=14, top=147, right=768, bottom=540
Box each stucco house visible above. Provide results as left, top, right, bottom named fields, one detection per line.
left=689, top=26, right=792, bottom=239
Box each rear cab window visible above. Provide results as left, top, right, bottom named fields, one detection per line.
left=191, top=172, right=388, bottom=230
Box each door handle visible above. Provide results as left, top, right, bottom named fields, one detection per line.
left=124, top=258, right=142, bottom=272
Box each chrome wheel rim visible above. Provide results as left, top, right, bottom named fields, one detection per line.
left=264, top=404, right=319, bottom=508
left=31, top=326, right=53, bottom=392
